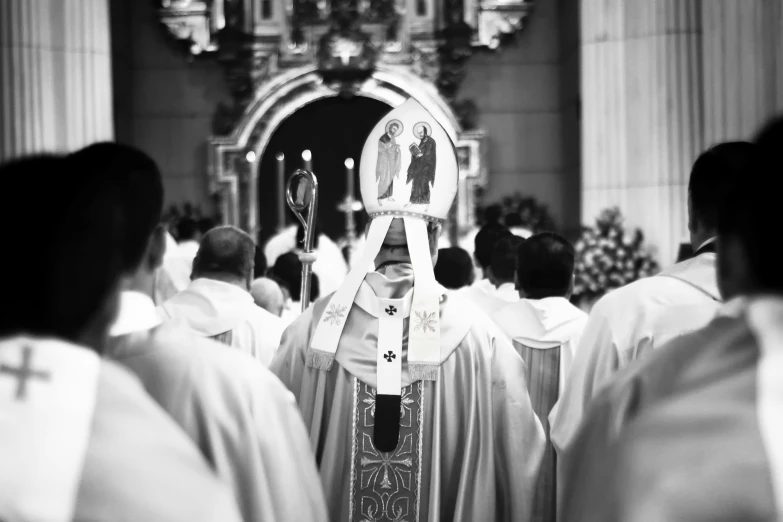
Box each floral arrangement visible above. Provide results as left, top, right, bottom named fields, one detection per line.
left=572, top=207, right=659, bottom=304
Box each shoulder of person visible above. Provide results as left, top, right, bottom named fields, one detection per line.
left=85, top=358, right=242, bottom=522
left=154, top=323, right=295, bottom=401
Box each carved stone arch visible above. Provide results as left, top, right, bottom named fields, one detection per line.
left=208, top=64, right=485, bottom=238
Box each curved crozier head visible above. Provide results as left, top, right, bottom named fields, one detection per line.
left=359, top=98, right=458, bottom=224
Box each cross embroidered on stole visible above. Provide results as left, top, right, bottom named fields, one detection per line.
left=350, top=379, right=424, bottom=522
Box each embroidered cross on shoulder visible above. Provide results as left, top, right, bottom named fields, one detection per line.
left=323, top=304, right=348, bottom=326
left=385, top=305, right=397, bottom=316
left=414, top=311, right=437, bottom=333
left=383, top=351, right=396, bottom=362
left=0, top=345, right=50, bottom=401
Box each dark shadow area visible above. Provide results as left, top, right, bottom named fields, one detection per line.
left=257, top=95, right=391, bottom=243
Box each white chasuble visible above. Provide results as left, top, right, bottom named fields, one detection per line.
left=0, top=337, right=100, bottom=522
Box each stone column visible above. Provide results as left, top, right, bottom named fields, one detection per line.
left=581, top=0, right=703, bottom=267
left=0, top=0, right=113, bottom=162
left=702, top=0, right=783, bottom=144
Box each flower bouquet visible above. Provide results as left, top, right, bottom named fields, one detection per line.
left=571, top=207, right=659, bottom=309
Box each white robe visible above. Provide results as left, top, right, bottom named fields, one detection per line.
left=493, top=297, right=588, bottom=522
left=264, top=226, right=349, bottom=297
left=163, top=239, right=200, bottom=292
left=454, top=279, right=519, bottom=317
left=550, top=251, right=722, bottom=460
left=561, top=297, right=783, bottom=521
left=107, top=291, right=328, bottom=522
left=0, top=335, right=242, bottom=522
left=159, top=278, right=285, bottom=366
left=271, top=268, right=546, bottom=521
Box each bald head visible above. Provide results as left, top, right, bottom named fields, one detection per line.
left=192, top=225, right=255, bottom=288
left=250, top=278, right=286, bottom=317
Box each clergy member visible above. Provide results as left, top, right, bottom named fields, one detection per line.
left=67, top=143, right=328, bottom=522
left=271, top=99, right=546, bottom=522
left=0, top=155, right=242, bottom=522
left=560, top=119, right=778, bottom=522
left=455, top=223, right=512, bottom=298
left=296, top=223, right=348, bottom=297
left=468, top=234, right=524, bottom=316
left=550, top=141, right=756, bottom=456
left=159, top=226, right=285, bottom=366
left=493, top=232, right=587, bottom=522
left=164, top=217, right=202, bottom=291
left=251, top=277, right=287, bottom=316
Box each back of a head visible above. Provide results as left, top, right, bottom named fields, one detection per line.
left=516, top=232, right=575, bottom=299
left=505, top=213, right=523, bottom=228
left=0, top=155, right=126, bottom=346
left=67, top=142, right=164, bottom=273
left=718, top=117, right=783, bottom=295
left=193, top=226, right=255, bottom=282
left=484, top=204, right=503, bottom=225
left=178, top=217, right=200, bottom=242
left=434, top=247, right=474, bottom=289
left=491, top=235, right=526, bottom=284
left=271, top=252, right=303, bottom=301
left=474, top=223, right=512, bottom=269
left=689, top=141, right=756, bottom=233
left=270, top=252, right=320, bottom=302
left=250, top=277, right=285, bottom=316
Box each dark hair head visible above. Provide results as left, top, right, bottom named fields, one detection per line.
left=434, top=247, right=474, bottom=289
left=67, top=142, right=163, bottom=273
left=177, top=217, right=200, bottom=241
left=717, top=117, right=783, bottom=294
left=0, top=154, right=126, bottom=346
left=504, top=213, right=523, bottom=228
left=269, top=252, right=320, bottom=302
left=491, top=235, right=526, bottom=283
left=474, top=223, right=512, bottom=269
left=193, top=226, right=255, bottom=281
left=484, top=204, right=503, bottom=225
left=689, top=141, right=756, bottom=232
left=516, top=232, right=575, bottom=299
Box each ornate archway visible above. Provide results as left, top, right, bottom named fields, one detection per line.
left=207, top=63, right=486, bottom=239
left=157, top=0, right=534, bottom=240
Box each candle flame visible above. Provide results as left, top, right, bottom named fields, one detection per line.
left=276, top=152, right=284, bottom=161
left=245, top=151, right=256, bottom=162
left=344, top=158, right=354, bottom=169
left=302, top=150, right=312, bottom=161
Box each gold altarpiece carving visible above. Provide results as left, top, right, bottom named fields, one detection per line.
left=157, top=0, right=532, bottom=240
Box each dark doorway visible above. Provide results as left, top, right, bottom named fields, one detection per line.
left=257, top=96, right=391, bottom=243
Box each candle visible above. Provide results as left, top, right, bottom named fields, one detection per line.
left=276, top=152, right=285, bottom=231
left=345, top=158, right=354, bottom=200
left=302, top=150, right=312, bottom=172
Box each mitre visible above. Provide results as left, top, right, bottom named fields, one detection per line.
left=307, top=98, right=459, bottom=393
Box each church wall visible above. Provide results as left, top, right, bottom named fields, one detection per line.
left=460, top=0, right=581, bottom=231
left=112, top=0, right=579, bottom=229
left=113, top=0, right=232, bottom=210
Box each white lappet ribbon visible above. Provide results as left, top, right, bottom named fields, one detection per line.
left=308, top=216, right=394, bottom=370
left=308, top=215, right=442, bottom=382
left=404, top=217, right=441, bottom=381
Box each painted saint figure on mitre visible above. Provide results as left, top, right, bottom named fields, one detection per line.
left=376, top=119, right=402, bottom=205
left=271, top=99, right=545, bottom=522
left=406, top=122, right=437, bottom=210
